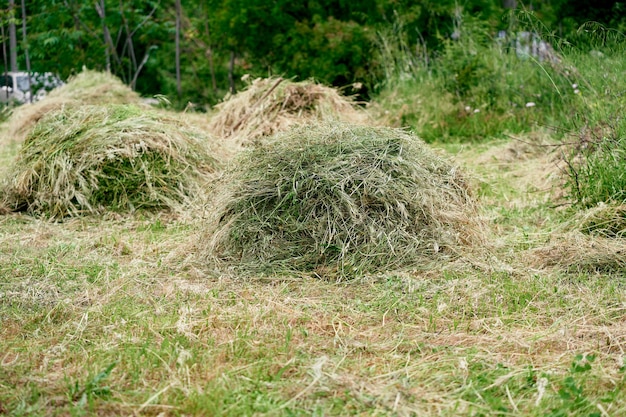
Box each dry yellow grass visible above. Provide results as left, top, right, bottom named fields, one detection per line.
left=528, top=231, right=626, bottom=273
left=207, top=77, right=371, bottom=146
left=577, top=203, right=626, bottom=237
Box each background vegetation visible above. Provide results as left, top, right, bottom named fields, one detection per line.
left=2, top=1, right=625, bottom=107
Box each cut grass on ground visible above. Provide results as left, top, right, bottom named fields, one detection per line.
left=1, top=129, right=626, bottom=416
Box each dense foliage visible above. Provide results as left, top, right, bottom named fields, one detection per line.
left=1, top=1, right=623, bottom=106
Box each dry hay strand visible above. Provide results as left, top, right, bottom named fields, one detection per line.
left=576, top=203, right=626, bottom=238
left=199, top=122, right=484, bottom=278
left=474, top=132, right=557, bottom=165
left=207, top=77, right=369, bottom=145
left=1, top=104, right=219, bottom=218
left=528, top=232, right=626, bottom=274
left=154, top=108, right=241, bottom=163
left=6, top=69, right=141, bottom=144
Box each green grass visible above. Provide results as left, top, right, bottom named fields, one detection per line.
left=373, top=16, right=626, bottom=147
left=2, top=170, right=626, bottom=416
left=373, top=39, right=570, bottom=142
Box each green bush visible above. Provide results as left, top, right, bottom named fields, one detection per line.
left=559, top=43, right=626, bottom=208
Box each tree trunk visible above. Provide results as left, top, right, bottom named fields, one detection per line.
left=228, top=51, right=236, bottom=95
left=131, top=46, right=156, bottom=90
left=205, top=17, right=217, bottom=94
left=119, top=1, right=136, bottom=85
left=8, top=0, right=18, bottom=72
left=1, top=24, right=9, bottom=101
left=20, top=0, right=32, bottom=102
left=502, top=0, right=517, bottom=9
left=95, top=0, right=111, bottom=72
left=1, top=25, right=7, bottom=76
left=175, top=0, right=182, bottom=97
left=95, top=0, right=122, bottom=72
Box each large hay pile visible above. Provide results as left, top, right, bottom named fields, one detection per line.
left=200, top=123, right=483, bottom=277
left=6, top=69, right=141, bottom=144
left=1, top=104, right=219, bottom=218
left=207, top=77, right=369, bottom=145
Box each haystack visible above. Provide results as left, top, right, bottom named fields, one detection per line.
left=200, top=122, right=483, bottom=277
left=1, top=104, right=219, bottom=218
left=207, top=77, right=369, bottom=146
left=5, top=69, right=141, bottom=144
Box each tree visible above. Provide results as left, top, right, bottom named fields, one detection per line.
left=20, top=0, right=31, bottom=101
left=8, top=0, right=16, bottom=72
left=9, top=0, right=622, bottom=108
left=175, top=0, right=181, bottom=97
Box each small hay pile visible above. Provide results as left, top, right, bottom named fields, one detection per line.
left=1, top=104, right=219, bottom=218
left=207, top=77, right=369, bottom=145
left=528, top=232, right=626, bottom=274
left=577, top=203, right=626, bottom=238
left=6, top=69, right=141, bottom=144
left=200, top=123, right=483, bottom=277
left=47, top=69, right=140, bottom=104
left=527, top=204, right=626, bottom=274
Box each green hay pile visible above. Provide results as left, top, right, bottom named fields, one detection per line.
left=1, top=104, right=219, bottom=218
left=201, top=123, right=483, bottom=277
left=207, top=77, right=369, bottom=146
left=6, top=69, right=142, bottom=144
left=47, top=69, right=140, bottom=104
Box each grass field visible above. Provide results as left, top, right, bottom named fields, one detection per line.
left=1, top=32, right=626, bottom=415
left=1, top=117, right=625, bottom=416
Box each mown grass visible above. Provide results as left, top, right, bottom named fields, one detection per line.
left=2, top=133, right=626, bottom=416
left=203, top=123, right=480, bottom=279
left=2, top=18, right=626, bottom=417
